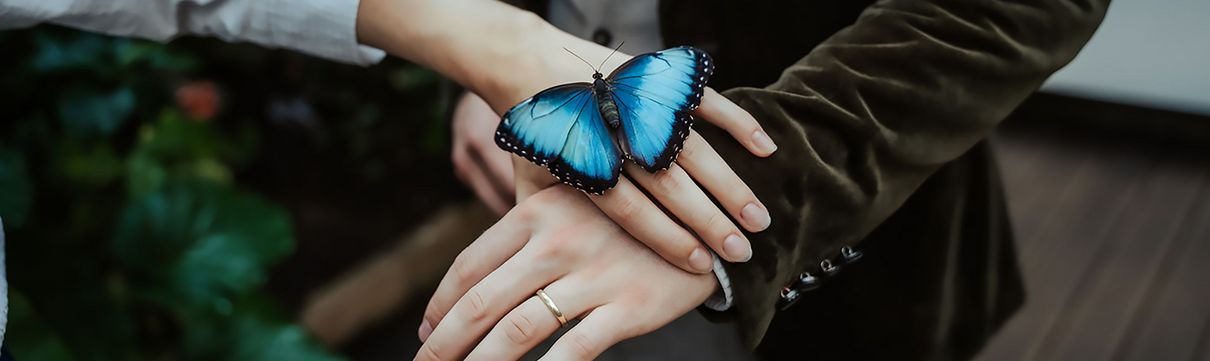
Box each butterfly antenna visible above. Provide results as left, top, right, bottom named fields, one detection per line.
left=563, top=47, right=599, bottom=73
left=597, top=41, right=625, bottom=71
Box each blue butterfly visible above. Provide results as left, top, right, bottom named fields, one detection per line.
left=495, top=46, right=714, bottom=195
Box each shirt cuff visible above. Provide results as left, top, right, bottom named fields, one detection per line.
left=247, top=0, right=386, bottom=66
left=703, top=251, right=735, bottom=311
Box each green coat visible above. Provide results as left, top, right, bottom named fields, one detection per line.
left=522, top=0, right=1111, bottom=359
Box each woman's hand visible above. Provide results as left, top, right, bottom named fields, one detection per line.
left=358, top=0, right=775, bottom=272
left=451, top=92, right=515, bottom=216
left=415, top=187, right=717, bottom=361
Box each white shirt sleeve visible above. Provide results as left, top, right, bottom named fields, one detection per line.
left=0, top=217, right=8, bottom=346
left=0, top=0, right=385, bottom=66
left=703, top=251, right=735, bottom=311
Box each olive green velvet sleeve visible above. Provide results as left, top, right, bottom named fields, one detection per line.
left=697, top=0, right=1111, bottom=348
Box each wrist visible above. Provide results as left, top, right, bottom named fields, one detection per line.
left=356, top=0, right=561, bottom=111
left=462, top=12, right=573, bottom=114
left=482, top=33, right=632, bottom=114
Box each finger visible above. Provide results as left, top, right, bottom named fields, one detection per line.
left=416, top=244, right=571, bottom=361
left=676, top=131, right=771, bottom=233
left=476, top=141, right=516, bottom=194
left=451, top=142, right=472, bottom=185
left=589, top=177, right=713, bottom=274
left=463, top=278, right=599, bottom=361
left=626, top=162, right=752, bottom=263
left=420, top=209, right=532, bottom=342
left=467, top=166, right=512, bottom=216
left=467, top=146, right=514, bottom=214
left=538, top=305, right=635, bottom=361
left=454, top=145, right=510, bottom=214
left=694, top=87, right=777, bottom=157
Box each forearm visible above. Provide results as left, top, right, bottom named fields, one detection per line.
left=706, top=0, right=1111, bottom=347
left=357, top=0, right=586, bottom=113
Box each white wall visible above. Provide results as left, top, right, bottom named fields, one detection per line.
left=1042, top=0, right=1210, bottom=115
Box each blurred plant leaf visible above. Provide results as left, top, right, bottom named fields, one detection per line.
left=125, top=150, right=170, bottom=198
left=113, top=182, right=293, bottom=308
left=30, top=32, right=198, bottom=74
left=31, top=32, right=109, bottom=73
left=134, top=109, right=251, bottom=165
left=180, top=295, right=342, bottom=361
left=115, top=39, right=199, bottom=71
left=125, top=109, right=250, bottom=196
left=54, top=141, right=125, bottom=189
left=229, top=318, right=341, bottom=361
left=58, top=86, right=136, bottom=139
left=3, top=24, right=447, bottom=360
left=109, top=182, right=339, bottom=360
left=6, top=291, right=78, bottom=361
left=0, top=149, right=33, bottom=228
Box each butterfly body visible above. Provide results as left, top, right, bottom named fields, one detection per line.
left=591, top=74, right=623, bottom=129
left=496, top=46, right=714, bottom=194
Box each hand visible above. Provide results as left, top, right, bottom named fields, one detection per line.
left=452, top=91, right=515, bottom=216
left=416, top=186, right=717, bottom=361
left=508, top=37, right=778, bottom=274
left=357, top=0, right=776, bottom=271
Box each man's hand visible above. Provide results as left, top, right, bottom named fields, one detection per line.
left=376, top=2, right=778, bottom=272
left=509, top=89, right=775, bottom=274
left=452, top=92, right=515, bottom=216
left=415, top=187, right=717, bottom=361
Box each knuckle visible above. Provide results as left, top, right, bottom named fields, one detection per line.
left=463, top=289, right=490, bottom=322
left=735, top=115, right=760, bottom=131
left=533, top=226, right=579, bottom=261
left=678, top=140, right=701, bottom=163
left=703, top=212, right=732, bottom=237
left=533, top=239, right=568, bottom=260
left=424, top=303, right=447, bottom=326
left=504, top=314, right=538, bottom=345
left=612, top=195, right=643, bottom=222
left=450, top=254, right=477, bottom=288
left=652, top=171, right=680, bottom=193
left=512, top=197, right=540, bottom=222
left=569, top=332, right=598, bottom=359
left=419, top=344, right=447, bottom=361
left=548, top=226, right=579, bottom=249
left=672, top=238, right=700, bottom=262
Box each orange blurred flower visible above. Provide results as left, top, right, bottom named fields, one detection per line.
left=175, top=80, right=220, bottom=121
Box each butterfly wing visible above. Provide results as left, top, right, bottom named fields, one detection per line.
left=495, top=83, right=622, bottom=194
left=607, top=46, right=714, bottom=172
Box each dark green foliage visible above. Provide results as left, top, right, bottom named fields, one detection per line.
left=0, top=150, right=33, bottom=227
left=0, top=25, right=455, bottom=360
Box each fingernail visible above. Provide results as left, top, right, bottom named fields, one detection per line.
left=689, top=248, right=713, bottom=273
left=752, top=130, right=777, bottom=155
left=723, top=234, right=752, bottom=262
left=418, top=320, right=433, bottom=342
left=742, top=202, right=772, bottom=231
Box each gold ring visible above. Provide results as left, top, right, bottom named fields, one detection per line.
left=535, top=289, right=568, bottom=326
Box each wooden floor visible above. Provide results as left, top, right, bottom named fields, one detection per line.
left=975, top=123, right=1210, bottom=361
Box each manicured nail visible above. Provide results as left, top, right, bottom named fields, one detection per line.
left=418, top=320, right=433, bottom=342
left=742, top=202, right=771, bottom=231
left=723, top=234, right=752, bottom=262
left=752, top=130, right=777, bottom=155
left=689, top=248, right=713, bottom=273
